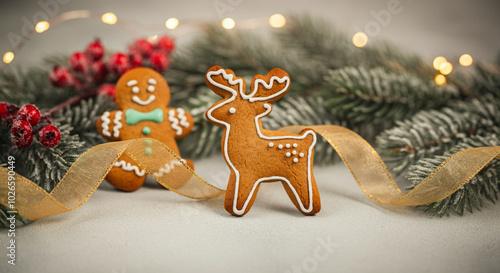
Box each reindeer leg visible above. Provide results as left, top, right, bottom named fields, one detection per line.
left=281, top=172, right=321, bottom=215
left=106, top=154, right=147, bottom=191
left=224, top=172, right=261, bottom=216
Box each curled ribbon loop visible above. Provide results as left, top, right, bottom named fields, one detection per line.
left=1, top=125, right=499, bottom=220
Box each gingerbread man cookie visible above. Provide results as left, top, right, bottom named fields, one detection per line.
left=205, top=66, right=321, bottom=216
left=96, top=67, right=194, bottom=191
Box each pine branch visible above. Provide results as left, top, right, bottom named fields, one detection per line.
left=0, top=68, right=77, bottom=109
left=376, top=98, right=500, bottom=176
left=276, top=14, right=435, bottom=77
left=406, top=135, right=500, bottom=216
left=0, top=121, right=85, bottom=191
left=52, top=95, right=116, bottom=147
left=323, top=67, right=459, bottom=141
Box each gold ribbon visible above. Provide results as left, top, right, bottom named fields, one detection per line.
left=1, top=125, right=499, bottom=220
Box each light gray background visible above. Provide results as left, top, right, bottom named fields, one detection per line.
left=1, top=1, right=500, bottom=273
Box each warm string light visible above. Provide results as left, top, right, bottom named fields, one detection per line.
left=352, top=32, right=368, bottom=48
left=221, top=18, right=236, bottom=29
left=1, top=9, right=476, bottom=75
left=439, top=62, right=453, bottom=75
left=459, top=54, right=473, bottom=66
left=269, top=14, right=286, bottom=28
left=101, top=12, right=117, bottom=25
left=35, top=21, right=50, bottom=33
left=3, top=52, right=14, bottom=64
left=435, top=74, right=446, bottom=86
left=165, top=18, right=179, bottom=30
left=433, top=56, right=446, bottom=70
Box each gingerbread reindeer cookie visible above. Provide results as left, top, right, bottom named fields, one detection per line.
left=205, top=66, right=321, bottom=216
left=96, top=67, right=194, bottom=191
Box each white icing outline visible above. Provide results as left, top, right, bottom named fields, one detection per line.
left=168, top=109, right=182, bottom=135
left=152, top=159, right=185, bottom=178
left=240, top=75, right=290, bottom=102
left=101, top=111, right=111, bottom=137
left=127, top=80, right=137, bottom=87
left=177, top=108, right=190, bottom=128
left=113, top=111, right=122, bottom=138
left=132, top=95, right=156, bottom=105
left=206, top=69, right=316, bottom=215
left=114, top=160, right=145, bottom=177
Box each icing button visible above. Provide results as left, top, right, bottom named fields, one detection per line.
left=145, top=147, right=153, bottom=156
left=142, top=126, right=151, bottom=135
left=144, top=139, right=153, bottom=146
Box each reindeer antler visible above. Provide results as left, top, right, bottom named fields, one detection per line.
left=205, top=66, right=246, bottom=98
left=245, top=68, right=290, bottom=103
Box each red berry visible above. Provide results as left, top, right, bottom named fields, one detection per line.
left=0, top=102, right=8, bottom=117
left=149, top=51, right=170, bottom=72
left=11, top=120, right=33, bottom=148
left=129, top=51, right=143, bottom=67
left=69, top=52, right=90, bottom=73
left=108, top=53, right=131, bottom=76
left=129, top=39, right=154, bottom=57
left=97, top=84, right=115, bottom=97
left=157, top=36, right=175, bottom=54
left=91, top=61, right=108, bottom=83
left=17, top=105, right=41, bottom=126
left=50, top=66, right=76, bottom=88
left=85, top=39, right=104, bottom=61
left=38, top=125, right=61, bottom=148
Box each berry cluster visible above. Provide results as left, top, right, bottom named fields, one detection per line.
left=0, top=103, right=61, bottom=149
left=49, top=36, right=175, bottom=96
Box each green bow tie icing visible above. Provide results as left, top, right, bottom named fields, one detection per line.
left=125, top=108, right=164, bottom=125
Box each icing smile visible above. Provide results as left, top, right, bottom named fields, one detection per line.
left=132, top=95, right=156, bottom=105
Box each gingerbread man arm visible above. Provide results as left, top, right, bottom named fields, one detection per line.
left=166, top=107, right=194, bottom=139
left=96, top=110, right=124, bottom=141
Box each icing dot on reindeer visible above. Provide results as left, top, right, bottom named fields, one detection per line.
left=286, top=152, right=291, bottom=157
left=229, top=107, right=236, bottom=114
left=292, top=150, right=297, bottom=155
left=278, top=144, right=283, bottom=149
left=293, top=143, right=298, bottom=148
left=286, top=144, right=291, bottom=148
left=299, top=153, right=304, bottom=157
left=269, top=142, right=274, bottom=147
left=293, top=158, right=299, bottom=163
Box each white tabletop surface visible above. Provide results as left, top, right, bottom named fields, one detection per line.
left=1, top=155, right=500, bottom=273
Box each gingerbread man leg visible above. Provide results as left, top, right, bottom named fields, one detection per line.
left=107, top=154, right=146, bottom=191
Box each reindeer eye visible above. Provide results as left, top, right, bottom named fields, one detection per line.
left=229, top=107, right=236, bottom=114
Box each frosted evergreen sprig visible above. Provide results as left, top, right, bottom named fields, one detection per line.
left=323, top=67, right=459, bottom=141
left=376, top=98, right=500, bottom=175
left=406, top=135, right=500, bottom=216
